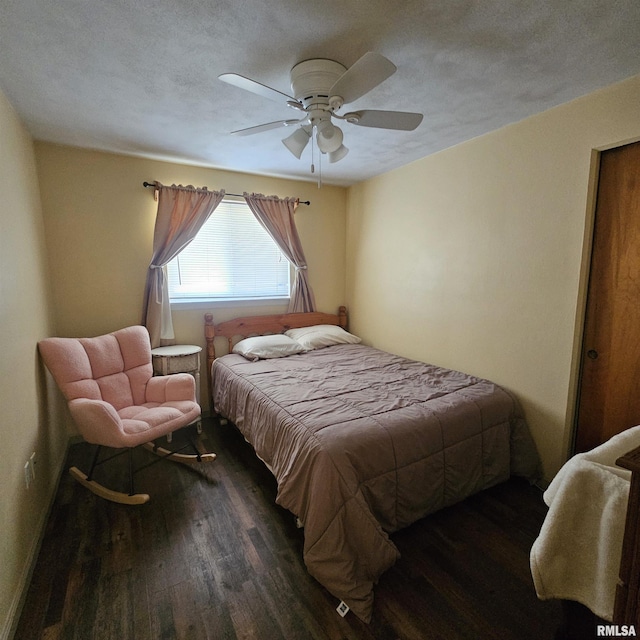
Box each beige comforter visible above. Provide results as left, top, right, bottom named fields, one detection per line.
left=211, top=343, right=539, bottom=621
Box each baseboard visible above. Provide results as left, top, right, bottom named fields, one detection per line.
left=3, top=439, right=71, bottom=640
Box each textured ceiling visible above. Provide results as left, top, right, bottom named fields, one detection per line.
left=1, top=0, right=639, bottom=187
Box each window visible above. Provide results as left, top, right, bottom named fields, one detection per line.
left=167, top=199, right=290, bottom=302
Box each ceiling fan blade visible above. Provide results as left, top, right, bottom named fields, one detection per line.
left=345, top=110, right=423, bottom=131
left=231, top=119, right=303, bottom=136
left=219, top=73, right=298, bottom=105
left=328, top=52, right=397, bottom=104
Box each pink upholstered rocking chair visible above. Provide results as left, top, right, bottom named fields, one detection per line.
left=39, top=325, right=215, bottom=504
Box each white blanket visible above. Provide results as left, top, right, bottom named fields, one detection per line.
left=530, top=426, right=640, bottom=620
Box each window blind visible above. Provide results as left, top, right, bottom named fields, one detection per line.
left=167, top=200, right=290, bottom=302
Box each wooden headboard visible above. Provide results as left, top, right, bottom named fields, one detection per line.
left=204, top=305, right=348, bottom=395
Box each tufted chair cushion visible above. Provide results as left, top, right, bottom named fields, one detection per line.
left=39, top=326, right=200, bottom=448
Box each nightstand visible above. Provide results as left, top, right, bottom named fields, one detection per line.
left=151, top=344, right=202, bottom=433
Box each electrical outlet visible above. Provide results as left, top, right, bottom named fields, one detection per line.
left=24, top=461, right=32, bottom=488
left=29, top=451, right=36, bottom=480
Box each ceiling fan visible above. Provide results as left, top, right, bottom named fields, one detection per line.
left=219, top=52, right=423, bottom=165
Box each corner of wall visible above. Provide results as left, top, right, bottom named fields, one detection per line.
left=0, top=88, right=70, bottom=640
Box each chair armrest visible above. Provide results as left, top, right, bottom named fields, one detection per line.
left=68, top=398, right=124, bottom=447
left=146, top=373, right=196, bottom=403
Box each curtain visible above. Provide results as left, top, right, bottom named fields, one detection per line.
left=142, top=183, right=224, bottom=347
left=243, top=192, right=316, bottom=313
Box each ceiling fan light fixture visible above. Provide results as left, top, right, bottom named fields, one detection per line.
left=329, top=144, right=349, bottom=164
left=282, top=127, right=310, bottom=159
left=316, top=120, right=344, bottom=153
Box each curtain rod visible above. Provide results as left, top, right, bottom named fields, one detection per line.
left=142, top=181, right=310, bottom=205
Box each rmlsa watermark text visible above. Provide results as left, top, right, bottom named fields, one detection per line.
left=596, top=625, right=637, bottom=637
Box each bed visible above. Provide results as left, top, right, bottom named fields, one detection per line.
left=205, top=307, right=540, bottom=622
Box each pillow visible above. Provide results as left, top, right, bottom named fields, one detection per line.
left=232, top=334, right=305, bottom=361
left=284, top=324, right=361, bottom=351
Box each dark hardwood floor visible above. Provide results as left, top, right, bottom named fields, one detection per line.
left=15, top=417, right=571, bottom=640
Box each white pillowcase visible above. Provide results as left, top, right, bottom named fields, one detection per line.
left=285, top=324, right=361, bottom=351
left=232, top=334, right=305, bottom=360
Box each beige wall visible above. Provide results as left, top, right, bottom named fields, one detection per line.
left=346, top=75, right=640, bottom=481
left=0, top=90, right=67, bottom=639
left=34, top=143, right=347, bottom=411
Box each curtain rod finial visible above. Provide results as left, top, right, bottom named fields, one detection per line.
left=143, top=181, right=159, bottom=201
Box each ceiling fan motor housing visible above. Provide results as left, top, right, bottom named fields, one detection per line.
left=290, top=59, right=346, bottom=109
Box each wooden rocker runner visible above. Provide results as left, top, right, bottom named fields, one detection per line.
left=39, top=325, right=216, bottom=505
